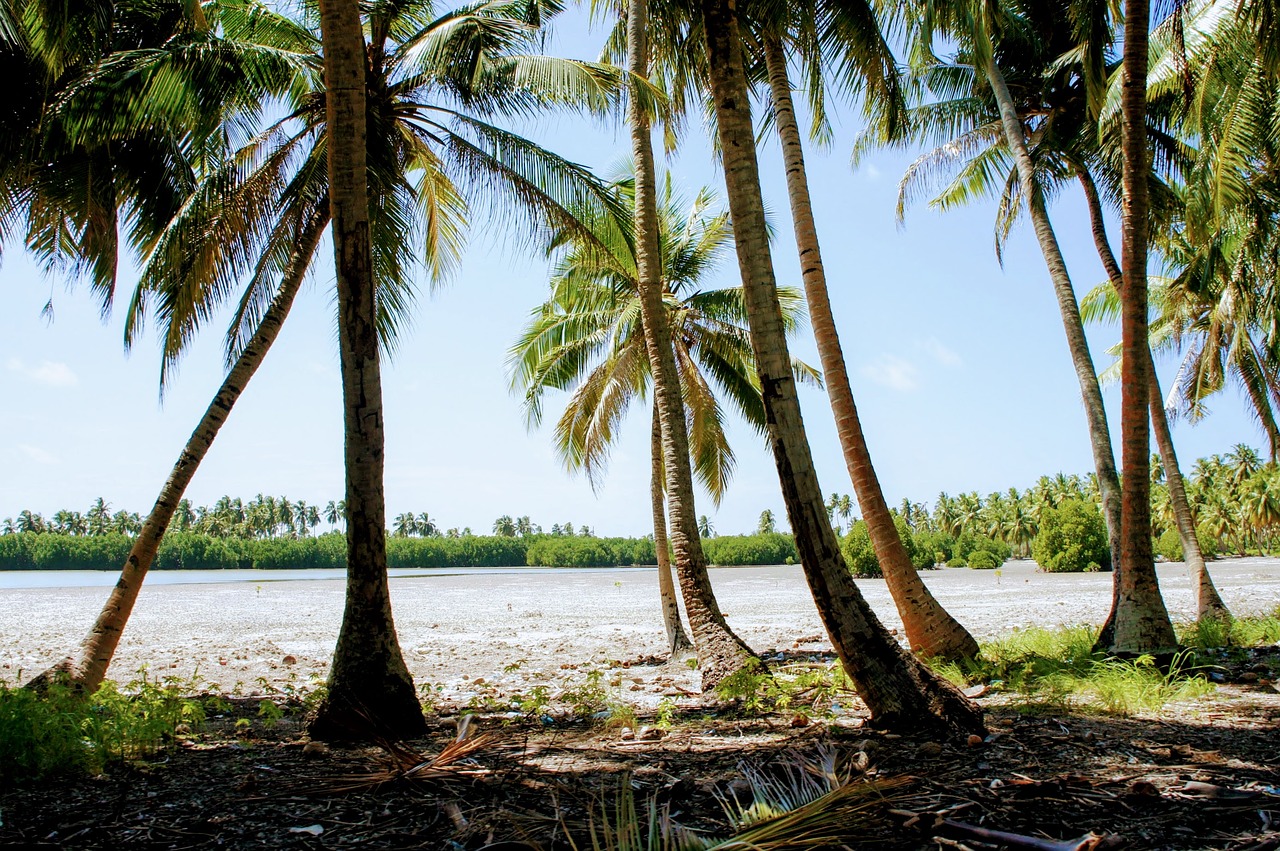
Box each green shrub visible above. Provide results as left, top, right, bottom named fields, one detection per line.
left=0, top=676, right=203, bottom=786
left=524, top=536, right=654, bottom=567
left=840, top=521, right=879, bottom=577
left=701, top=533, right=797, bottom=566
left=967, top=549, right=1001, bottom=569
left=1155, top=527, right=1220, bottom=562
left=913, top=530, right=953, bottom=567
left=947, top=554, right=968, bottom=567
left=0, top=533, right=36, bottom=569
left=1032, top=499, right=1109, bottom=573
left=154, top=532, right=240, bottom=570
left=954, top=532, right=1011, bottom=565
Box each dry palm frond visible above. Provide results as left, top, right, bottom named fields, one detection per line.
left=303, top=715, right=497, bottom=795
left=565, top=747, right=910, bottom=851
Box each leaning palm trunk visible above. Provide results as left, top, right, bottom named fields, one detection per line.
left=980, top=55, right=1125, bottom=641
left=1113, top=0, right=1177, bottom=654
left=651, top=404, right=694, bottom=655
left=309, top=0, right=425, bottom=739
left=1077, top=169, right=1230, bottom=623
left=26, top=206, right=330, bottom=695
left=699, top=0, right=983, bottom=735
left=762, top=32, right=978, bottom=662
left=627, top=0, right=754, bottom=688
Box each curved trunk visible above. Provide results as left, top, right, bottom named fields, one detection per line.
left=981, top=54, right=1125, bottom=644
left=652, top=403, right=694, bottom=655
left=698, top=0, right=982, bottom=735
left=627, top=0, right=755, bottom=689
left=762, top=32, right=977, bottom=662
left=1113, top=0, right=1177, bottom=654
left=1077, top=169, right=1230, bottom=623
left=309, top=0, right=425, bottom=740
left=26, top=206, right=330, bottom=694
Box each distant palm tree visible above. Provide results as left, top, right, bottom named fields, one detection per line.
left=510, top=171, right=814, bottom=663
left=417, top=512, right=439, bottom=537
left=393, top=513, right=418, bottom=538
left=756, top=510, right=777, bottom=535
left=492, top=515, right=517, bottom=537
left=697, top=515, right=715, bottom=537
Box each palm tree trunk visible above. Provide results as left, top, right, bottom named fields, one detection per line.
left=980, top=54, right=1125, bottom=644
left=1077, top=168, right=1230, bottom=623
left=698, top=0, right=982, bottom=735
left=652, top=403, right=694, bottom=655
left=1113, top=0, right=1177, bottom=654
left=25, top=206, right=330, bottom=694
left=309, top=0, right=425, bottom=740
left=762, top=32, right=977, bottom=662
left=627, top=0, right=755, bottom=689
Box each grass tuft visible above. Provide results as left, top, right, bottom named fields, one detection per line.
left=930, top=625, right=1219, bottom=716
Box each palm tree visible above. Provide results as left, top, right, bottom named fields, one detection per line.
left=751, top=0, right=978, bottom=663
left=419, top=512, right=440, bottom=537
left=875, top=0, right=1124, bottom=593
left=1111, top=0, right=1177, bottom=654
left=618, top=0, right=756, bottom=685
left=31, top=0, right=631, bottom=704
left=493, top=515, right=518, bottom=536
left=393, top=513, right=418, bottom=537
left=756, top=510, right=777, bottom=535
left=697, top=515, right=715, bottom=537
left=510, top=171, right=810, bottom=664
left=697, top=0, right=982, bottom=734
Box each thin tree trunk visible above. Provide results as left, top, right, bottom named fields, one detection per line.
left=309, top=0, right=424, bottom=740
left=627, top=0, right=755, bottom=689
left=762, top=32, right=978, bottom=662
left=1077, top=168, right=1230, bottom=623
left=980, top=54, right=1124, bottom=646
left=699, top=0, right=982, bottom=735
left=652, top=403, right=694, bottom=656
left=1113, top=0, right=1177, bottom=654
left=26, top=206, right=329, bottom=694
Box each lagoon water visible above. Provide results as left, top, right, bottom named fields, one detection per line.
left=0, top=565, right=650, bottom=590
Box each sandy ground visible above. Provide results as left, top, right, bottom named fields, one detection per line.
left=3, top=558, right=1279, bottom=704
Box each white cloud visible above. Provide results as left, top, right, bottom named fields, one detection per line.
left=6, top=358, right=78, bottom=387
left=921, top=337, right=963, bottom=369
left=862, top=164, right=882, bottom=182
left=19, top=444, right=58, bottom=464
left=859, top=354, right=919, bottom=392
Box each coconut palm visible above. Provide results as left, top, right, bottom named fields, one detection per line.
left=510, top=171, right=814, bottom=663
left=697, top=0, right=983, bottom=733
left=741, top=0, right=980, bottom=663
left=30, top=0, right=632, bottom=715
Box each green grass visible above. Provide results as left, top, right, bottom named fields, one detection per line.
left=1177, top=608, right=1280, bottom=649
left=931, top=625, right=1218, bottom=716
left=0, top=672, right=204, bottom=786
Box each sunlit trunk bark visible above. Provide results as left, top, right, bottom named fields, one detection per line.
left=308, top=0, right=425, bottom=740
left=627, top=0, right=755, bottom=689
left=762, top=31, right=977, bottom=662
left=652, top=403, right=694, bottom=655
left=1112, top=0, right=1177, bottom=654
left=698, top=0, right=982, bottom=735
left=26, top=206, right=329, bottom=695
left=980, top=53, right=1125, bottom=648
left=1077, top=168, right=1230, bottom=623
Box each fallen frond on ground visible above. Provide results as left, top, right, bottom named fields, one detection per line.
left=562, top=747, right=908, bottom=851
left=301, top=715, right=496, bottom=794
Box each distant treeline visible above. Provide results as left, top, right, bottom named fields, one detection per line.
left=0, top=532, right=799, bottom=570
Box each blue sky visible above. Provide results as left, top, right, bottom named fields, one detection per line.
left=0, top=8, right=1261, bottom=536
